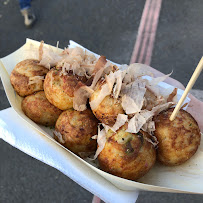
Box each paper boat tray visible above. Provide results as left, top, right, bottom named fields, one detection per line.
left=0, top=39, right=202, bottom=194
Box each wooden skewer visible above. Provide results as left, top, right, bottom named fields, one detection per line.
left=170, top=57, right=203, bottom=121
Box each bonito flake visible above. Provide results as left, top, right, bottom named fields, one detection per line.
left=73, top=83, right=94, bottom=111
left=121, top=79, right=146, bottom=114
left=144, top=72, right=172, bottom=97
left=112, top=70, right=125, bottom=99
left=58, top=48, right=97, bottom=77
left=111, top=114, right=128, bottom=132
left=142, top=119, right=156, bottom=135
left=146, top=72, right=172, bottom=87
left=90, top=71, right=116, bottom=110
left=39, top=42, right=63, bottom=69
left=125, top=63, right=154, bottom=80
left=93, top=125, right=107, bottom=160
left=126, top=101, right=174, bottom=135
left=39, top=42, right=98, bottom=76
left=127, top=110, right=154, bottom=134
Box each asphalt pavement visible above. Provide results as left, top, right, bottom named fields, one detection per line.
left=0, top=0, right=203, bottom=202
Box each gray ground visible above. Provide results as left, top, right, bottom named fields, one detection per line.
left=0, top=0, right=202, bottom=202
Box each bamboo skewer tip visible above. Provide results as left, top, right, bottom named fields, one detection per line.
left=170, top=57, right=203, bottom=121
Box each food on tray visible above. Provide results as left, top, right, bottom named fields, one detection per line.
left=10, top=59, right=48, bottom=96
left=154, top=108, right=201, bottom=166
left=54, top=108, right=98, bottom=156
left=22, top=91, right=62, bottom=126
left=44, top=68, right=87, bottom=110
left=10, top=41, right=201, bottom=181
left=98, top=124, right=156, bottom=181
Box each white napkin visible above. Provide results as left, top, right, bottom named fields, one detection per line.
left=0, top=107, right=139, bottom=203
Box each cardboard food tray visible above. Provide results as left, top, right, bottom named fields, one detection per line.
left=0, top=39, right=202, bottom=194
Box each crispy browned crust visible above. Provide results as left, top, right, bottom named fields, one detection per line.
left=10, top=59, right=48, bottom=97
left=21, top=91, right=62, bottom=126
left=154, top=108, right=201, bottom=166
left=90, top=80, right=124, bottom=126
left=44, top=68, right=86, bottom=110
left=55, top=108, right=98, bottom=155
left=98, top=126, right=156, bottom=181
left=93, top=95, right=124, bottom=126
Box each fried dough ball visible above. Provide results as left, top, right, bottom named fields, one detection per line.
left=10, top=59, right=48, bottom=97
left=90, top=80, right=124, bottom=126
left=44, top=68, right=86, bottom=110
left=154, top=108, right=201, bottom=166
left=98, top=125, right=156, bottom=181
left=22, top=91, right=62, bottom=126
left=54, top=108, right=98, bottom=155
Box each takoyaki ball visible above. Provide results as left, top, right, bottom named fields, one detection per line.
left=98, top=125, right=156, bottom=181
left=154, top=108, right=201, bottom=166
left=44, top=68, right=86, bottom=110
left=22, top=91, right=62, bottom=126
left=54, top=109, right=98, bottom=155
left=10, top=59, right=48, bottom=97
left=90, top=80, right=124, bottom=126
